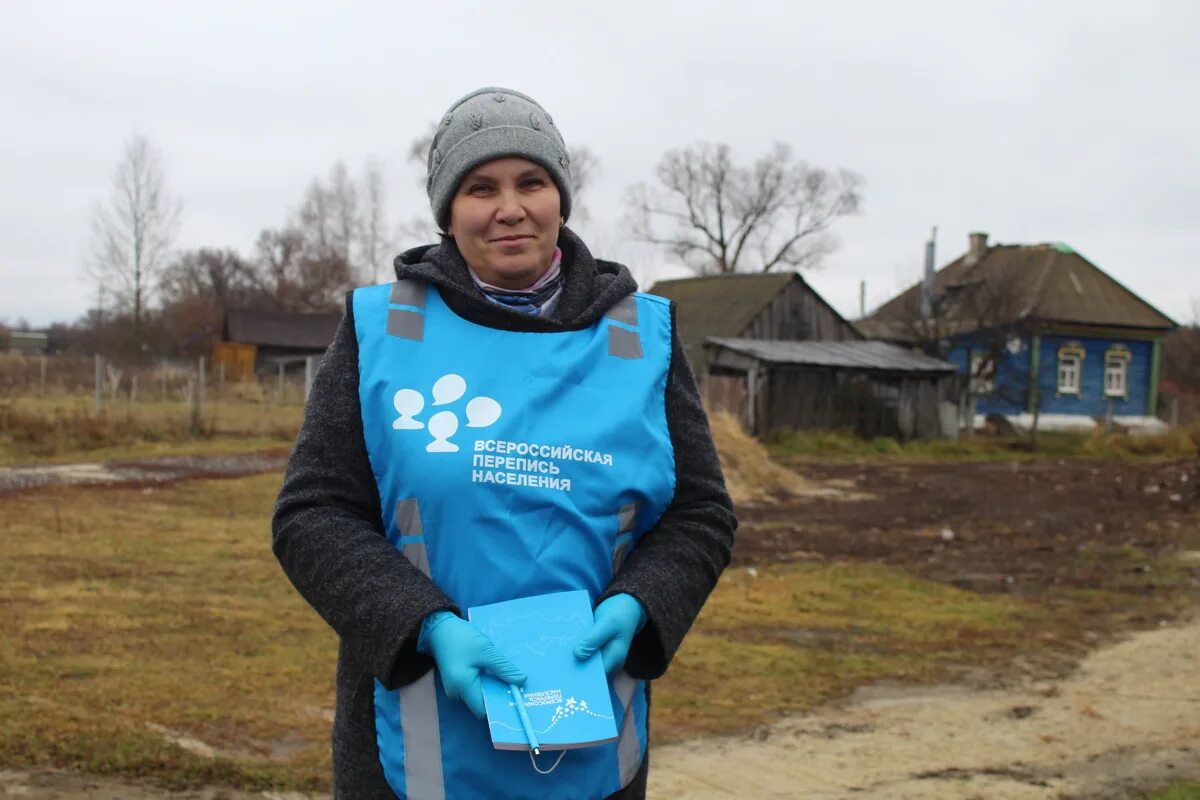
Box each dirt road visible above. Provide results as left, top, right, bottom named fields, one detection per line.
left=648, top=614, right=1200, bottom=799
left=0, top=453, right=287, bottom=494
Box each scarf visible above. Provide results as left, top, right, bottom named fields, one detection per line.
left=469, top=248, right=564, bottom=316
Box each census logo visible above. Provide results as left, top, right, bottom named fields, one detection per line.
left=391, top=373, right=502, bottom=453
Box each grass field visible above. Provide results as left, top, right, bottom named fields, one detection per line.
left=1148, top=782, right=1200, bottom=800
left=0, top=471, right=1062, bottom=792
left=768, top=424, right=1200, bottom=462
left=0, top=394, right=302, bottom=465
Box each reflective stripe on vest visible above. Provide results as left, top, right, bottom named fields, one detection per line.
left=613, top=671, right=641, bottom=786
left=387, top=280, right=427, bottom=341
left=391, top=498, right=445, bottom=799
left=612, top=501, right=640, bottom=575
left=395, top=498, right=431, bottom=576
left=605, top=295, right=642, bottom=359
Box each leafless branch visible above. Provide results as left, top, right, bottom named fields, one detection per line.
left=625, top=141, right=862, bottom=274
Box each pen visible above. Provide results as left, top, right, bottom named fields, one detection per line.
left=509, top=684, right=540, bottom=755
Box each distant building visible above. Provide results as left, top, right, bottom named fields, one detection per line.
left=8, top=331, right=48, bottom=356
left=649, top=272, right=958, bottom=439
left=219, top=308, right=341, bottom=380
left=858, top=232, right=1177, bottom=432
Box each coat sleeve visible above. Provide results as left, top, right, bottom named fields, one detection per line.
left=600, top=304, right=737, bottom=679
left=271, top=296, right=456, bottom=690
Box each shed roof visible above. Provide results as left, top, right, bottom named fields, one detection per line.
left=648, top=272, right=823, bottom=353
left=706, top=337, right=956, bottom=374
left=223, top=309, right=341, bottom=350
left=866, top=242, right=1175, bottom=338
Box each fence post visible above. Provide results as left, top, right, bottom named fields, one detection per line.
left=39, top=355, right=47, bottom=397
left=192, top=356, right=205, bottom=434
left=161, top=358, right=168, bottom=402
left=304, top=356, right=316, bottom=403
left=277, top=362, right=285, bottom=404
left=93, top=354, right=102, bottom=414
left=1171, top=396, right=1180, bottom=429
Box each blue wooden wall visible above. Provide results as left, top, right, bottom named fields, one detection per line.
left=948, top=332, right=1154, bottom=417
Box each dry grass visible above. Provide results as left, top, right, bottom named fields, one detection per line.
left=0, top=471, right=1056, bottom=790
left=768, top=423, right=1200, bottom=462
left=708, top=411, right=829, bottom=505
left=0, top=474, right=333, bottom=791
left=0, top=395, right=301, bottom=465
left=654, top=562, right=1033, bottom=740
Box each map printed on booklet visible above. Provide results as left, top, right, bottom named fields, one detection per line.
left=468, top=590, right=618, bottom=751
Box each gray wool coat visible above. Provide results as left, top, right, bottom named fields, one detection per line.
left=272, top=229, right=736, bottom=799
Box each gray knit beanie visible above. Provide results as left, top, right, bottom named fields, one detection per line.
left=427, top=87, right=572, bottom=231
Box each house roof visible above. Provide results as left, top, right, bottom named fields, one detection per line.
left=648, top=272, right=815, bottom=353
left=865, top=242, right=1176, bottom=338
left=706, top=337, right=956, bottom=374
left=223, top=308, right=342, bottom=351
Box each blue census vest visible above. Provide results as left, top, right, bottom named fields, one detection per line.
left=352, top=280, right=677, bottom=800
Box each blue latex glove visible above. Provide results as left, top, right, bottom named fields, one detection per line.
left=573, top=594, right=647, bottom=676
left=419, top=611, right=527, bottom=719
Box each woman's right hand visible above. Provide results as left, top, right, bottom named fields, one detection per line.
left=419, top=612, right=527, bottom=719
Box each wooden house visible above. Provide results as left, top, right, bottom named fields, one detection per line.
left=858, top=232, right=1177, bottom=432
left=650, top=272, right=958, bottom=439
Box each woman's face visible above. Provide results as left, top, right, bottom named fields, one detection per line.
left=448, top=157, right=561, bottom=290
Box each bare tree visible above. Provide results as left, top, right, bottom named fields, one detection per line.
left=357, top=159, right=390, bottom=282
left=626, top=142, right=862, bottom=274
left=565, top=144, right=599, bottom=223
left=900, top=264, right=1047, bottom=442
left=159, top=248, right=258, bottom=355
left=88, top=134, right=181, bottom=338
left=406, top=121, right=439, bottom=183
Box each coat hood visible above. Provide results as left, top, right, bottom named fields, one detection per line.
left=392, top=227, right=639, bottom=329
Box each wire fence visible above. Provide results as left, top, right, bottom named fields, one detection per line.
left=0, top=353, right=318, bottom=457
left=0, top=352, right=318, bottom=408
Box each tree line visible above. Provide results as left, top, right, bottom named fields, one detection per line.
left=5, top=128, right=867, bottom=363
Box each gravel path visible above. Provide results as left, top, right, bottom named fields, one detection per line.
left=0, top=453, right=289, bottom=494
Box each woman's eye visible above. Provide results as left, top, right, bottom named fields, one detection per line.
left=468, top=184, right=492, bottom=195
left=521, top=178, right=545, bottom=189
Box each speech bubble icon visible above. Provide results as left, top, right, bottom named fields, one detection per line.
left=431, top=374, right=467, bottom=406
left=466, top=396, right=501, bottom=428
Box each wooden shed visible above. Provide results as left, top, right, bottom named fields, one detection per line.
left=648, top=272, right=862, bottom=370
left=220, top=309, right=341, bottom=378
left=704, top=338, right=959, bottom=440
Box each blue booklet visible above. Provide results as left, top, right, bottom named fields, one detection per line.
left=467, top=589, right=618, bottom=751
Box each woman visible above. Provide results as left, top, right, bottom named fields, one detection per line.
left=273, top=87, right=735, bottom=800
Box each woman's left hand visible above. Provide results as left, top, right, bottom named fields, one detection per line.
left=573, top=594, right=646, bottom=676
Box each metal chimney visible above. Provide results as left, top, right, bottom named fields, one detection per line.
left=920, top=226, right=937, bottom=319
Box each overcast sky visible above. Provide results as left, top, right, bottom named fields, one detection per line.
left=2, top=0, right=1197, bottom=328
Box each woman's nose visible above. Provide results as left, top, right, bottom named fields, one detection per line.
left=494, top=189, right=525, bottom=223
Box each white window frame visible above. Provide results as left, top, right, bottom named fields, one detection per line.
left=1057, top=345, right=1084, bottom=395
left=969, top=351, right=995, bottom=395
left=1104, top=347, right=1131, bottom=398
